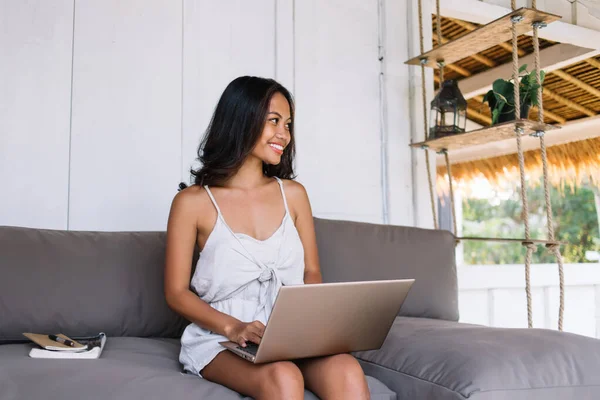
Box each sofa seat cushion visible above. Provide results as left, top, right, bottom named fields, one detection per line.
left=354, top=317, right=600, bottom=400
left=0, top=337, right=395, bottom=400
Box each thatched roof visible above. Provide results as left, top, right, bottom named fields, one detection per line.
left=437, top=137, right=600, bottom=190
left=431, top=15, right=600, bottom=189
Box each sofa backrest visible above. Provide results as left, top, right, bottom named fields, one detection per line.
left=314, top=218, right=458, bottom=322
left=0, top=226, right=191, bottom=342
left=0, top=220, right=458, bottom=341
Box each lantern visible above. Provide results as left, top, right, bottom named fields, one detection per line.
left=429, top=79, right=467, bottom=139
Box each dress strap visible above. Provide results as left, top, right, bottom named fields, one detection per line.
left=203, top=186, right=222, bottom=216
left=274, top=177, right=290, bottom=215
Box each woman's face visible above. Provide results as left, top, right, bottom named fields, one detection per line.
left=252, top=92, right=292, bottom=166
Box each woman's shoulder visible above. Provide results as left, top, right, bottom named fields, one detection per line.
left=279, top=179, right=310, bottom=210
left=170, top=184, right=214, bottom=217
left=279, top=178, right=307, bottom=196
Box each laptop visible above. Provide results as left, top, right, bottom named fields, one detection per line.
left=219, top=279, right=414, bottom=364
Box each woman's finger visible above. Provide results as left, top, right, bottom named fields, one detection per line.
left=246, top=332, right=262, bottom=345
left=252, top=321, right=266, bottom=335
left=247, top=325, right=263, bottom=338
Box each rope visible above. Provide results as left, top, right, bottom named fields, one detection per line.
left=533, top=28, right=544, bottom=124
left=436, top=0, right=444, bottom=83
left=531, top=1, right=565, bottom=330
left=511, top=2, right=535, bottom=328
left=418, top=0, right=439, bottom=229
left=433, top=0, right=455, bottom=237
left=425, top=152, right=439, bottom=229
left=443, top=151, right=458, bottom=236
left=548, top=243, right=565, bottom=330
left=524, top=242, right=537, bottom=328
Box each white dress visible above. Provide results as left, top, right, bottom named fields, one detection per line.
left=179, top=177, right=306, bottom=377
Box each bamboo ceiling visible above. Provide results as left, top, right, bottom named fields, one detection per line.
left=431, top=15, right=600, bottom=188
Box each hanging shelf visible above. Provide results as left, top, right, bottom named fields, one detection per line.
left=458, top=236, right=566, bottom=246
left=406, top=7, right=561, bottom=68
left=410, top=119, right=558, bottom=152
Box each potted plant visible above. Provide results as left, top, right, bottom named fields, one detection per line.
left=482, top=64, right=545, bottom=125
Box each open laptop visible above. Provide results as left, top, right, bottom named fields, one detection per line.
left=219, top=279, right=414, bottom=364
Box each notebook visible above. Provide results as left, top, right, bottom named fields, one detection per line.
left=23, top=332, right=107, bottom=359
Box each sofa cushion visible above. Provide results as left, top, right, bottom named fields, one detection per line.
left=314, top=218, right=458, bottom=321
left=0, top=338, right=396, bottom=400
left=353, top=317, right=600, bottom=399
left=0, top=226, right=190, bottom=341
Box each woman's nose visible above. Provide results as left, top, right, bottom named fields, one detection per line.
left=276, top=129, right=289, bottom=141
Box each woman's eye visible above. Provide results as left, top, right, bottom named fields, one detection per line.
left=285, top=123, right=291, bottom=130
left=270, top=118, right=279, bottom=125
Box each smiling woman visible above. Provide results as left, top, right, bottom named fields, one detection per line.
left=165, top=76, right=370, bottom=399
left=183, top=76, right=297, bottom=188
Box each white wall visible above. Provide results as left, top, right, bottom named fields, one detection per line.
left=0, top=1, right=74, bottom=230
left=1, top=0, right=432, bottom=231
left=458, top=263, right=600, bottom=338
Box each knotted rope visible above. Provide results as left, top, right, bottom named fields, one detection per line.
left=418, top=0, right=439, bottom=229
left=531, top=0, right=565, bottom=331
left=510, top=0, right=535, bottom=329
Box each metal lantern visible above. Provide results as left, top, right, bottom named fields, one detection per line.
left=429, top=79, right=467, bottom=139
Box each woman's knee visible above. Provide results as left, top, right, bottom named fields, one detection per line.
left=332, top=354, right=370, bottom=392
left=259, top=361, right=304, bottom=398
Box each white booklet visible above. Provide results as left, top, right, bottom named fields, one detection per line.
left=23, top=332, right=107, bottom=359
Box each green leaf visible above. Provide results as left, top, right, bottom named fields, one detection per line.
left=495, top=92, right=510, bottom=106
left=530, top=89, right=538, bottom=106
left=496, top=100, right=506, bottom=116
left=493, top=79, right=511, bottom=96
left=492, top=108, right=500, bottom=125
left=519, top=64, right=528, bottom=73
left=482, top=90, right=493, bottom=104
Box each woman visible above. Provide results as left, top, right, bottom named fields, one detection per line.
left=164, top=76, right=370, bottom=399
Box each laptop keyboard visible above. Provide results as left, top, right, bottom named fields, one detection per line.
left=237, top=343, right=259, bottom=355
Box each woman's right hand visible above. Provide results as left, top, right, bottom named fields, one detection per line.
left=224, top=320, right=266, bottom=347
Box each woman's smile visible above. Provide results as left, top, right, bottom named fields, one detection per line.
left=268, top=142, right=284, bottom=155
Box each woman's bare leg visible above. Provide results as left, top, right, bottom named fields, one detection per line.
left=296, top=353, right=370, bottom=400
left=201, top=350, right=304, bottom=400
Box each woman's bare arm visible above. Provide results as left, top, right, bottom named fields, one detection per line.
left=163, top=188, right=240, bottom=337
left=286, top=180, right=323, bottom=284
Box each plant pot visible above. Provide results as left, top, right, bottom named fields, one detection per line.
left=496, top=103, right=532, bottom=124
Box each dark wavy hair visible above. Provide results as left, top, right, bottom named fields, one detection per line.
left=180, top=76, right=296, bottom=190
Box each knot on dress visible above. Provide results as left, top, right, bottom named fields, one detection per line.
left=258, top=267, right=275, bottom=283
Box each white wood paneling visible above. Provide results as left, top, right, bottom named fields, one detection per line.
left=68, top=0, right=182, bottom=231
left=0, top=1, right=73, bottom=229
left=491, top=287, right=545, bottom=328
left=275, top=0, right=295, bottom=92
left=407, top=0, right=436, bottom=229
left=458, top=264, right=600, bottom=337
left=458, top=290, right=490, bottom=325
left=294, top=0, right=381, bottom=223
left=548, top=285, right=597, bottom=337
left=384, top=0, right=418, bottom=227
left=181, top=0, right=277, bottom=185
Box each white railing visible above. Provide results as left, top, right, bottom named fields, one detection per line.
left=457, top=263, right=600, bottom=339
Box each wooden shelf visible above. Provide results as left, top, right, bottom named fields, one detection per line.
left=406, top=8, right=561, bottom=68
left=410, top=119, right=559, bottom=152
left=458, top=236, right=567, bottom=246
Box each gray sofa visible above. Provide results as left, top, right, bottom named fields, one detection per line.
left=1, top=219, right=600, bottom=399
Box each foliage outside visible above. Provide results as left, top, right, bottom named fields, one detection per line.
left=462, top=182, right=600, bottom=264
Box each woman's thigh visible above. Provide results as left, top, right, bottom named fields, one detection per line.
left=295, top=353, right=370, bottom=400
left=201, top=350, right=304, bottom=399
